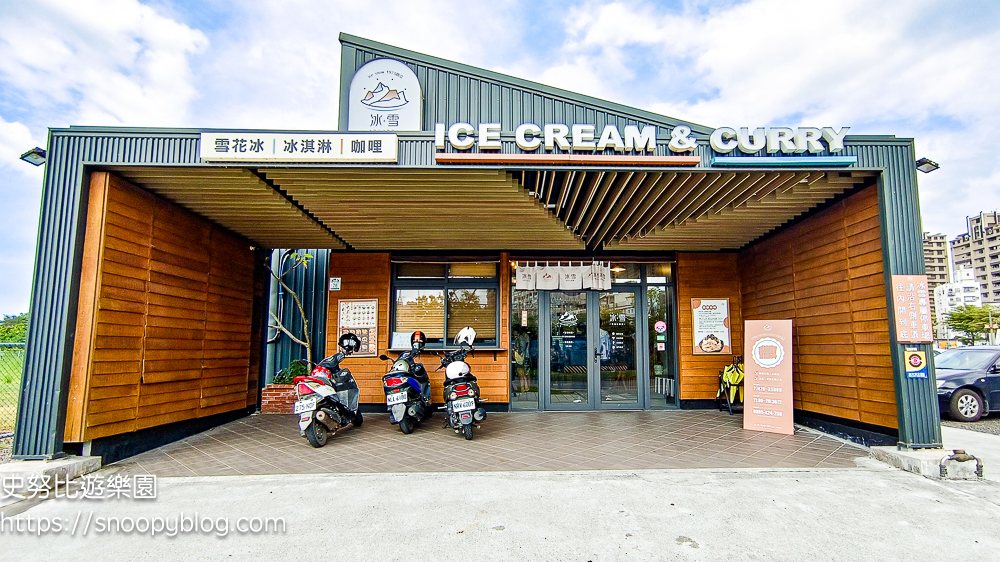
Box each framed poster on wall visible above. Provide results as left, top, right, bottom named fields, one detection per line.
left=337, top=298, right=378, bottom=356
left=691, top=299, right=731, bottom=354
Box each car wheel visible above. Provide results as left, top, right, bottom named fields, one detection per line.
left=949, top=388, right=984, bottom=422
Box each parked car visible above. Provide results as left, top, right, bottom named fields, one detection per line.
left=935, top=346, right=1000, bottom=422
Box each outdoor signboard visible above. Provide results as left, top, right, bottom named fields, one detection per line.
left=337, top=299, right=378, bottom=356
left=890, top=274, right=933, bottom=344
left=743, top=320, right=794, bottom=435
left=199, top=132, right=398, bottom=163
left=691, top=299, right=731, bottom=354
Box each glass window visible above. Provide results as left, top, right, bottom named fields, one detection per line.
left=611, top=263, right=641, bottom=284
left=394, top=289, right=445, bottom=344
left=396, top=263, right=445, bottom=279
left=392, top=261, right=499, bottom=348
left=447, top=288, right=497, bottom=343
left=646, top=263, right=673, bottom=284
left=449, top=263, right=497, bottom=278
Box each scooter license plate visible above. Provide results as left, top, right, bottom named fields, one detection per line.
left=386, top=392, right=408, bottom=406
left=293, top=397, right=317, bottom=414
left=452, top=398, right=476, bottom=412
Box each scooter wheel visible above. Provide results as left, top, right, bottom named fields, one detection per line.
left=352, top=411, right=364, bottom=427
left=463, top=424, right=474, bottom=440
left=305, top=423, right=328, bottom=448
left=399, top=417, right=414, bottom=434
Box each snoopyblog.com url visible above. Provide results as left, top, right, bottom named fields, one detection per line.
left=0, top=512, right=286, bottom=537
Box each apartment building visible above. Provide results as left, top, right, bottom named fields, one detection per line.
left=950, top=211, right=1000, bottom=304
left=922, top=232, right=950, bottom=322
left=933, top=266, right=982, bottom=339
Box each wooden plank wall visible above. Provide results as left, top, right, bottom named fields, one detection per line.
left=325, top=253, right=510, bottom=404
left=65, top=172, right=258, bottom=442
left=675, top=253, right=743, bottom=400
left=738, top=185, right=896, bottom=429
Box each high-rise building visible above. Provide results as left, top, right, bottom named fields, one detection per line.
left=950, top=211, right=1000, bottom=304
left=922, top=232, right=950, bottom=323
left=934, top=266, right=982, bottom=340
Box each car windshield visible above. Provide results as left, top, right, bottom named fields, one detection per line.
left=934, top=349, right=997, bottom=370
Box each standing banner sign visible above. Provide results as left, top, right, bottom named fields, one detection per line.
left=691, top=299, right=731, bottom=354
left=743, top=320, right=794, bottom=435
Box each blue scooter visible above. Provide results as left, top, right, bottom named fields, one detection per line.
left=379, top=331, right=433, bottom=434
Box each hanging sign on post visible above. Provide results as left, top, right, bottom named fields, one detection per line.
left=743, top=320, right=794, bottom=435
left=890, top=274, right=933, bottom=344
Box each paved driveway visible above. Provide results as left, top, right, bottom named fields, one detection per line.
left=102, top=410, right=867, bottom=476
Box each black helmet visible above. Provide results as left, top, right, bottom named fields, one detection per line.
left=339, top=332, right=362, bottom=354
left=410, top=331, right=427, bottom=350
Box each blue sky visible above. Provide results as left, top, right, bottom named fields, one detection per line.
left=1, top=0, right=999, bottom=315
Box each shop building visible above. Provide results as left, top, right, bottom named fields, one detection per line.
left=13, top=34, right=941, bottom=462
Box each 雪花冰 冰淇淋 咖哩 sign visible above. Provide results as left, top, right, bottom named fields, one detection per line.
left=199, top=132, right=398, bottom=163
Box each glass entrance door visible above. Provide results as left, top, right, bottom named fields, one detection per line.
left=547, top=292, right=589, bottom=407
left=541, top=290, right=642, bottom=410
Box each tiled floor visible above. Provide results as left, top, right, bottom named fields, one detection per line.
left=101, top=411, right=869, bottom=477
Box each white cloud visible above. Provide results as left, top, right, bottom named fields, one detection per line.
left=186, top=0, right=525, bottom=129
left=0, top=0, right=208, bottom=127
left=518, top=0, right=1000, bottom=237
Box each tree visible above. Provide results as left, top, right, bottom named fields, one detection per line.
left=943, top=304, right=1000, bottom=345
left=0, top=313, right=28, bottom=343
left=268, top=252, right=315, bottom=365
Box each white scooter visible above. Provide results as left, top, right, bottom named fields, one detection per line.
left=293, top=333, right=364, bottom=447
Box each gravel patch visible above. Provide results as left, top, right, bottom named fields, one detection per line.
left=0, top=438, right=11, bottom=464
left=942, top=413, right=1000, bottom=435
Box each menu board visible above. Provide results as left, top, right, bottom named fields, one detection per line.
left=691, top=299, right=731, bottom=354
left=337, top=299, right=378, bottom=356
left=744, top=320, right=794, bottom=435
left=890, top=274, right=933, bottom=344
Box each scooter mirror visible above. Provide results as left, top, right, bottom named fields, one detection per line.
left=378, top=354, right=390, bottom=361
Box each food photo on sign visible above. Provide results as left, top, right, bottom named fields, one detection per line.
left=691, top=299, right=731, bottom=354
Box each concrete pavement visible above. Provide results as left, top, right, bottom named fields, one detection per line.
left=3, top=457, right=1000, bottom=561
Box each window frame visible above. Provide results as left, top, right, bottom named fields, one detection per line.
left=390, top=262, right=501, bottom=349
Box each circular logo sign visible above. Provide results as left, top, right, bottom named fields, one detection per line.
left=751, top=337, right=785, bottom=369
left=654, top=321, right=667, bottom=334
left=907, top=352, right=924, bottom=369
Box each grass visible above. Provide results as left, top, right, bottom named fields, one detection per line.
left=0, top=349, right=24, bottom=433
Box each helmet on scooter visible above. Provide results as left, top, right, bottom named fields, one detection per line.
left=454, top=326, right=477, bottom=348
left=445, top=360, right=471, bottom=380
left=338, top=332, right=362, bottom=355
left=410, top=331, right=426, bottom=351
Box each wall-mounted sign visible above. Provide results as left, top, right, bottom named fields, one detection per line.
left=348, top=58, right=422, bottom=132
left=709, top=127, right=850, bottom=154
left=337, top=298, right=378, bottom=356
left=891, top=274, right=933, bottom=344
left=435, top=122, right=665, bottom=153
left=329, top=277, right=342, bottom=291
left=200, top=132, right=398, bottom=163
left=905, top=351, right=928, bottom=379
left=691, top=299, right=731, bottom=354
left=744, top=320, right=794, bottom=435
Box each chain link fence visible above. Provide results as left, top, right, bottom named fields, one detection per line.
left=1, top=343, right=25, bottom=442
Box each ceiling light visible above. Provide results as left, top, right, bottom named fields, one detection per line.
left=915, top=158, right=939, bottom=173
left=19, top=147, right=46, bottom=166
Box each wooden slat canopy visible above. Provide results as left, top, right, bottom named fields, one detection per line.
left=111, top=168, right=345, bottom=249
left=109, top=166, right=878, bottom=252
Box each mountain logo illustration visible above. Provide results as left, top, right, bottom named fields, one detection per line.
left=361, top=82, right=409, bottom=110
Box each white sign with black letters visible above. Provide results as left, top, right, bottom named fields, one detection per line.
left=200, top=132, right=398, bottom=163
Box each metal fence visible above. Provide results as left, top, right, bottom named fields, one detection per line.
left=0, top=343, right=25, bottom=439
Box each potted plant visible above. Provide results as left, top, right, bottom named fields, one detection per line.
left=261, top=360, right=309, bottom=413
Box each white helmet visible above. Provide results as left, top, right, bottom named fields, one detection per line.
left=445, top=360, right=471, bottom=380
left=454, top=326, right=477, bottom=347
